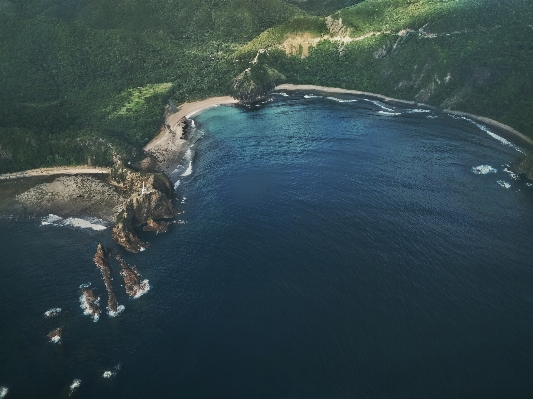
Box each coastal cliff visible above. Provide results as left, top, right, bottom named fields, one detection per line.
left=109, top=161, right=178, bottom=253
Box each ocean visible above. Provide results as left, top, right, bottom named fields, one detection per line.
left=1, top=93, right=533, bottom=398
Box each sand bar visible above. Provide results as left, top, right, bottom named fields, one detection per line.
left=276, top=84, right=533, bottom=150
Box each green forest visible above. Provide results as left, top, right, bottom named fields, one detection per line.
left=0, top=0, right=531, bottom=172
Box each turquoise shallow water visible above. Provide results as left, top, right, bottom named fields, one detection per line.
left=1, top=93, right=533, bottom=398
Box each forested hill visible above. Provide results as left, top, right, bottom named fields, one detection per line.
left=0, top=0, right=531, bottom=173
left=233, top=0, right=533, bottom=139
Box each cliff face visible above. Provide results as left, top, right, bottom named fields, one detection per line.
left=110, top=161, right=178, bottom=252
left=510, top=155, right=533, bottom=181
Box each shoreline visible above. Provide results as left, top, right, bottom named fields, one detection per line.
left=143, top=96, right=238, bottom=173
left=275, top=84, right=533, bottom=151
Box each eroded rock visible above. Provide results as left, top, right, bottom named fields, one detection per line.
left=116, top=255, right=150, bottom=298
left=94, top=244, right=120, bottom=315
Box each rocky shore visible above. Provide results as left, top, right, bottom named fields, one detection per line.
left=80, top=287, right=101, bottom=321
left=510, top=155, right=533, bottom=181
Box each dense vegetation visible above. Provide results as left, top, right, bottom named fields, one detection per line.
left=0, top=0, right=531, bottom=173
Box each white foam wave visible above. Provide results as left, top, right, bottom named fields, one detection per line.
left=174, top=180, right=181, bottom=189
left=41, top=214, right=107, bottom=231
left=79, top=283, right=91, bottom=288
left=378, top=111, right=402, bottom=116
left=472, top=165, right=497, bottom=175
left=326, top=97, right=357, bottom=103
left=69, top=380, right=81, bottom=396
left=102, top=371, right=114, bottom=378
left=497, top=180, right=511, bottom=189
left=44, top=308, right=61, bottom=318
left=527, top=183, right=533, bottom=187
left=50, top=335, right=61, bottom=344
left=364, top=99, right=395, bottom=112
left=0, top=387, right=8, bottom=399
left=133, top=279, right=150, bottom=298
left=426, top=115, right=438, bottom=119
left=304, top=94, right=322, bottom=99
left=108, top=304, right=125, bottom=317
left=454, top=116, right=525, bottom=154
left=273, top=92, right=289, bottom=97
left=181, top=161, right=192, bottom=176
left=503, top=166, right=520, bottom=180
left=408, top=108, right=431, bottom=113
left=190, top=119, right=195, bottom=128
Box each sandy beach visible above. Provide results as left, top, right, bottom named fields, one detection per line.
left=276, top=84, right=533, bottom=150
left=143, top=96, right=238, bottom=172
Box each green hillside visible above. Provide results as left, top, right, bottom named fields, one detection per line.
left=0, top=0, right=531, bottom=173
left=235, top=0, right=533, bottom=137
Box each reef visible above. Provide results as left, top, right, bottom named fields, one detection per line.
left=81, top=287, right=101, bottom=320
left=93, top=244, right=118, bottom=313
left=110, top=161, right=178, bottom=252
left=116, top=255, right=149, bottom=298
left=510, top=155, right=533, bottom=181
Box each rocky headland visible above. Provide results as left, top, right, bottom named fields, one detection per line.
left=109, top=161, right=178, bottom=253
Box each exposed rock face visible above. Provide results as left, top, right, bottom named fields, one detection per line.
left=110, top=161, right=178, bottom=252
left=143, top=218, right=169, bottom=233
left=510, top=155, right=533, bottom=180
left=93, top=244, right=118, bottom=313
left=81, top=287, right=101, bottom=321
left=48, top=327, right=62, bottom=343
left=116, top=255, right=149, bottom=298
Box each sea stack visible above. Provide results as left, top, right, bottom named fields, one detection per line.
left=93, top=244, right=119, bottom=314
left=116, top=255, right=150, bottom=298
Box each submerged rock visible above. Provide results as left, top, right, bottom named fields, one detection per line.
left=510, top=155, right=533, bottom=180
left=116, top=255, right=150, bottom=298
left=94, top=244, right=119, bottom=314
left=48, top=327, right=62, bottom=344
left=80, top=287, right=101, bottom=321
left=44, top=308, right=61, bottom=318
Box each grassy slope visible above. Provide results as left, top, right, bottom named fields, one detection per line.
left=0, top=0, right=303, bottom=172
left=237, top=0, right=533, bottom=137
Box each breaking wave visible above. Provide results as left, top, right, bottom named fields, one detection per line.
left=472, top=165, right=497, bottom=175
left=326, top=97, right=357, bottom=103
left=174, top=180, right=181, bottom=189
left=50, top=335, right=61, bottom=344
left=103, top=363, right=122, bottom=378
left=41, top=214, right=107, bottom=231
left=69, top=380, right=81, bottom=396
left=273, top=92, right=289, bottom=97
left=108, top=305, right=125, bottom=317
left=0, top=387, right=8, bottom=399
left=452, top=115, right=525, bottom=154
left=44, top=308, right=61, bottom=318
left=378, top=111, right=402, bottom=116
left=497, top=180, right=511, bottom=189
left=304, top=94, right=322, bottom=99
left=503, top=166, right=520, bottom=180
left=364, top=99, right=395, bottom=112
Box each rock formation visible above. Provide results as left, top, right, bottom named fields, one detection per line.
left=116, top=255, right=149, bottom=298
left=110, top=161, right=178, bottom=252
left=510, top=155, right=533, bottom=180
left=143, top=218, right=169, bottom=233
left=48, top=327, right=62, bottom=343
left=80, top=287, right=101, bottom=321
left=93, top=244, right=118, bottom=314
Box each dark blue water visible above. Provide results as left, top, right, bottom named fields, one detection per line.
left=2, top=94, right=533, bottom=398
